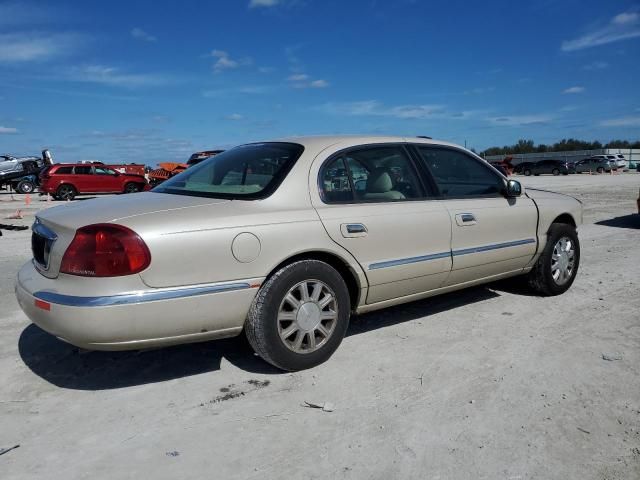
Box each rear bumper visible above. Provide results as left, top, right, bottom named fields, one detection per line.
left=15, top=262, right=261, bottom=350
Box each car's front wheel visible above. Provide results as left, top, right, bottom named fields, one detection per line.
left=552, top=168, right=560, bottom=176
left=524, top=169, right=531, bottom=176
left=245, top=260, right=351, bottom=371
left=597, top=167, right=604, bottom=174
left=528, top=223, right=580, bottom=296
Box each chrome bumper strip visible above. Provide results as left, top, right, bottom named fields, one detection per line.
left=452, top=238, right=536, bottom=257
left=33, top=282, right=253, bottom=307
left=368, top=238, right=536, bottom=270
left=369, top=251, right=451, bottom=270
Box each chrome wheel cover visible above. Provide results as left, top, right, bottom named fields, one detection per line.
left=551, top=236, right=576, bottom=285
left=277, top=280, right=338, bottom=354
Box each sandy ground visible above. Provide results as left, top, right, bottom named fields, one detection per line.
left=0, top=173, right=639, bottom=480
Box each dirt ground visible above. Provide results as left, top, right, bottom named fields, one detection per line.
left=1, top=173, right=639, bottom=480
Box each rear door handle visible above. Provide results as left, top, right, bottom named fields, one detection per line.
left=455, top=213, right=477, bottom=226
left=340, top=223, right=368, bottom=237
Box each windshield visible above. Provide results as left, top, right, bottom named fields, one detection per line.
left=154, top=142, right=304, bottom=199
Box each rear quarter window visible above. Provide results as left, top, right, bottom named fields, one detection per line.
left=53, top=166, right=73, bottom=174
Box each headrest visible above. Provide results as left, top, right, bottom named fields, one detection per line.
left=366, top=168, right=392, bottom=193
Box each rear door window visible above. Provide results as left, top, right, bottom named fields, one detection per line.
left=320, top=145, right=426, bottom=203
left=73, top=166, right=92, bottom=175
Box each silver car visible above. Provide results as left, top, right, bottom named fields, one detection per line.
left=16, top=136, right=583, bottom=370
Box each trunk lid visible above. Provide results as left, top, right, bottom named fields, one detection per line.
left=33, top=192, right=230, bottom=278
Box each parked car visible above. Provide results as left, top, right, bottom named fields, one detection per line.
left=613, top=154, right=628, bottom=170
left=514, top=161, right=536, bottom=175
left=16, top=136, right=582, bottom=371
left=588, top=154, right=621, bottom=170
left=528, top=159, right=572, bottom=176
left=39, top=163, right=149, bottom=200
left=574, top=157, right=613, bottom=174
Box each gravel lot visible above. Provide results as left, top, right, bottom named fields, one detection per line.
left=1, top=173, right=639, bottom=480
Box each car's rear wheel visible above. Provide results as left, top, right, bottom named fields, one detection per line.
left=245, top=260, right=350, bottom=371
left=124, top=183, right=140, bottom=194
left=552, top=168, right=560, bottom=176
left=524, top=169, right=531, bottom=176
left=56, top=184, right=76, bottom=201
left=16, top=179, right=35, bottom=194
left=597, top=167, right=604, bottom=174
left=528, top=223, right=580, bottom=296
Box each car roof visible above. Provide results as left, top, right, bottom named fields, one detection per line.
left=271, top=135, right=464, bottom=151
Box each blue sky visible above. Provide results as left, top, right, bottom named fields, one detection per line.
left=1, top=0, right=639, bottom=164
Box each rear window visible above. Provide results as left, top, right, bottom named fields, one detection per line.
left=154, top=142, right=304, bottom=199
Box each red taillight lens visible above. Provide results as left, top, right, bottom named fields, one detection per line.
left=60, top=224, right=151, bottom=277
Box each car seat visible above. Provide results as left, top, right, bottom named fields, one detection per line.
left=362, top=168, right=405, bottom=201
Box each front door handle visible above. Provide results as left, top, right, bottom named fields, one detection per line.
left=341, top=223, right=368, bottom=237
left=455, top=213, right=477, bottom=226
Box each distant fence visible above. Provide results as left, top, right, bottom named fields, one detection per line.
left=485, top=148, right=640, bottom=167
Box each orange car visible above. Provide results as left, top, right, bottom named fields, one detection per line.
left=149, top=150, right=223, bottom=186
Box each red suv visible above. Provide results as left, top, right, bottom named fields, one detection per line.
left=40, top=164, right=149, bottom=200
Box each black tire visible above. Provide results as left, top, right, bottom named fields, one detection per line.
left=596, top=167, right=604, bottom=174
left=524, top=169, right=531, bottom=176
left=528, top=223, right=580, bottom=296
left=16, top=180, right=35, bottom=194
left=124, top=183, right=140, bottom=194
left=245, top=260, right=351, bottom=371
left=56, top=184, right=76, bottom=201
left=552, top=168, right=560, bottom=176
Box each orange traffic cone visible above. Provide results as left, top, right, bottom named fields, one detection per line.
left=25, top=193, right=31, bottom=206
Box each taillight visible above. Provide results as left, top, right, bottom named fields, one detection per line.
left=60, top=224, right=151, bottom=277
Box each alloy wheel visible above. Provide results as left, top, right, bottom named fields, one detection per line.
left=277, top=280, right=339, bottom=354
left=551, top=236, right=576, bottom=285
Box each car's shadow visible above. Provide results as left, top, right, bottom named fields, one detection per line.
left=595, top=214, right=640, bottom=229
left=19, top=286, right=501, bottom=390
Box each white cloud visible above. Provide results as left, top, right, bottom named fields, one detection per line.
left=310, top=79, right=329, bottom=88
left=287, top=73, right=330, bottom=89
left=0, top=126, right=18, bottom=134
left=612, top=12, right=639, bottom=25
left=0, top=33, right=82, bottom=63
left=131, top=27, right=157, bottom=42
left=67, top=65, right=172, bottom=88
left=599, top=116, right=640, bottom=127
left=562, top=11, right=640, bottom=51
left=464, top=86, right=495, bottom=95
left=225, top=113, right=244, bottom=121
left=249, top=0, right=280, bottom=8
left=202, top=85, right=274, bottom=97
left=320, top=100, right=446, bottom=119
left=583, top=61, right=608, bottom=70
left=563, top=86, right=585, bottom=94
left=488, top=114, right=554, bottom=126
left=209, top=49, right=252, bottom=73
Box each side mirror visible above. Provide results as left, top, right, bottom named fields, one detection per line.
left=505, top=179, right=522, bottom=197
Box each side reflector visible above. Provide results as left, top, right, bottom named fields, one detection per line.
left=35, top=299, right=51, bottom=311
